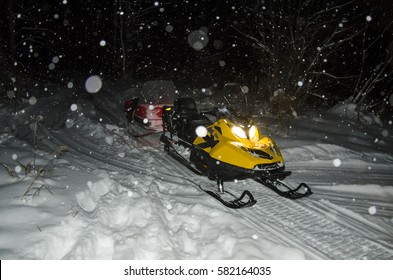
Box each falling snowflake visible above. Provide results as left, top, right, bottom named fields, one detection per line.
left=14, top=166, right=22, bottom=173
left=188, top=29, right=209, bottom=51
left=368, top=206, right=377, bottom=215
left=333, top=158, right=341, bottom=167
left=7, top=91, right=15, bottom=99
left=29, top=123, right=37, bottom=131
left=195, top=126, right=207, bottom=137
left=105, top=136, right=114, bottom=145
left=12, top=154, right=18, bottom=160
left=85, top=76, right=102, bottom=93
left=65, top=119, right=74, bottom=128
left=70, top=104, right=77, bottom=111
left=100, top=40, right=106, bottom=47
left=297, top=81, right=304, bottom=87
left=29, top=96, right=37, bottom=105
left=241, top=86, right=249, bottom=93
left=118, top=152, right=125, bottom=158
left=366, top=15, right=372, bottom=22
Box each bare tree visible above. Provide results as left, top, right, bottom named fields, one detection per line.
left=352, top=23, right=393, bottom=113
left=233, top=0, right=392, bottom=119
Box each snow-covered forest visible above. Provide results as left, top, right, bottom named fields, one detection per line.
left=1, top=0, right=393, bottom=266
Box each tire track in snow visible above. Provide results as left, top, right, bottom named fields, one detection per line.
left=286, top=164, right=393, bottom=218
left=240, top=192, right=393, bottom=259
left=310, top=192, right=393, bottom=218
left=40, top=127, right=188, bottom=187
left=53, top=97, right=393, bottom=260
left=289, top=165, right=393, bottom=186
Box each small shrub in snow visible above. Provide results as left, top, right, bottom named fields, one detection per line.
left=0, top=163, right=19, bottom=178
left=21, top=145, right=68, bottom=200
left=1, top=115, right=68, bottom=196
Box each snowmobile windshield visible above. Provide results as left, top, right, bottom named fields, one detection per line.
left=216, top=106, right=252, bottom=127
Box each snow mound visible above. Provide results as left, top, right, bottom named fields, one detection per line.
left=327, top=101, right=382, bottom=126
left=76, top=175, right=116, bottom=212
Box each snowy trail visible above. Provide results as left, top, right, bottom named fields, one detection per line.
left=285, top=164, right=393, bottom=218
left=91, top=97, right=393, bottom=259
left=241, top=194, right=393, bottom=259
left=289, top=165, right=393, bottom=186
left=50, top=123, right=393, bottom=259
left=4, top=89, right=392, bottom=260
left=138, top=135, right=393, bottom=259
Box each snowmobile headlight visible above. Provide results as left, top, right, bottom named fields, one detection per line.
left=249, top=125, right=257, bottom=139
left=232, top=126, right=247, bottom=139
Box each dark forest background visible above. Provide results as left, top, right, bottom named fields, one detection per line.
left=1, top=0, right=392, bottom=119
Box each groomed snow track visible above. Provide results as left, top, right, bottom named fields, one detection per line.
left=37, top=94, right=393, bottom=260
left=242, top=194, right=393, bottom=259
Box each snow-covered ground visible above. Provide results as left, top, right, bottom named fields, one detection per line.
left=1, top=80, right=393, bottom=260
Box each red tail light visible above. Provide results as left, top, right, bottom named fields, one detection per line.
left=124, top=99, right=133, bottom=112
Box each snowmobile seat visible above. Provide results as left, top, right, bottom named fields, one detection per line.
left=174, top=97, right=198, bottom=119
left=174, top=98, right=212, bottom=139
left=183, top=115, right=212, bottom=141
left=188, top=114, right=211, bottom=127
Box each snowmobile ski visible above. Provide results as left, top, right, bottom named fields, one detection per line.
left=127, top=122, right=161, bottom=138
left=256, top=178, right=312, bottom=199
left=161, top=135, right=204, bottom=176
left=128, top=129, right=161, bottom=138
left=161, top=135, right=256, bottom=208
left=199, top=184, right=257, bottom=209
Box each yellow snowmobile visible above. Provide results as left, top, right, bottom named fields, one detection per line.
left=160, top=97, right=312, bottom=208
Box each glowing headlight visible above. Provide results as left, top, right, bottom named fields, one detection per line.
left=232, top=126, right=247, bottom=139
left=249, top=125, right=257, bottom=139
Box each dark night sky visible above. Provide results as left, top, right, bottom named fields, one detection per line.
left=1, top=0, right=392, bottom=98
left=5, top=0, right=243, bottom=80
